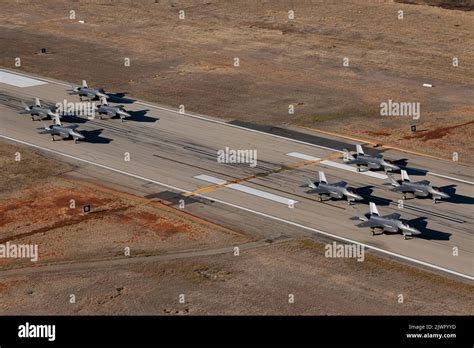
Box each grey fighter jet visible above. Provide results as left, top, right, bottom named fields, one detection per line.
left=19, top=98, right=57, bottom=121
left=69, top=80, right=109, bottom=101
left=388, top=170, right=450, bottom=203
left=306, top=171, right=363, bottom=204
left=38, top=115, right=85, bottom=143
left=343, top=144, right=400, bottom=172
left=94, top=97, right=131, bottom=122
left=355, top=202, right=421, bottom=240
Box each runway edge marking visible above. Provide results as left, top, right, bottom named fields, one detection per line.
left=194, top=174, right=298, bottom=205
left=0, top=134, right=472, bottom=281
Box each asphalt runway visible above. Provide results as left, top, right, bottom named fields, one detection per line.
left=0, top=69, right=472, bottom=280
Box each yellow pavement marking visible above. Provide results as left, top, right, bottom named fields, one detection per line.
left=183, top=152, right=342, bottom=197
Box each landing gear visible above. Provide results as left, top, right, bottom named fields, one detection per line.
left=317, top=195, right=322, bottom=202
left=371, top=228, right=375, bottom=236
left=402, top=194, right=406, bottom=200
left=403, top=235, right=408, bottom=240
left=51, top=135, right=55, bottom=141
left=356, top=166, right=361, bottom=172
left=74, top=138, right=78, bottom=144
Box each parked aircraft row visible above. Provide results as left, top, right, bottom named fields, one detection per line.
left=19, top=81, right=132, bottom=142
left=303, top=144, right=451, bottom=239
left=17, top=80, right=454, bottom=241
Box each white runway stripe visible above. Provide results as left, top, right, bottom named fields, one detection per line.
left=194, top=174, right=298, bottom=205
left=0, top=71, right=47, bottom=87
left=286, top=152, right=388, bottom=179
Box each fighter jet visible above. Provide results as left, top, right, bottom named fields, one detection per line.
left=69, top=80, right=109, bottom=101
left=19, top=98, right=57, bottom=121
left=343, top=144, right=400, bottom=172
left=94, top=97, right=131, bottom=122
left=388, top=170, right=450, bottom=203
left=38, top=115, right=85, bottom=143
left=306, top=171, right=363, bottom=204
left=355, top=202, right=421, bottom=240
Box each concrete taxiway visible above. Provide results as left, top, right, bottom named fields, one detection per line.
left=0, top=69, right=472, bottom=280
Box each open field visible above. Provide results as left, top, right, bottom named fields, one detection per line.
left=0, top=0, right=473, bottom=162
left=0, top=139, right=473, bottom=314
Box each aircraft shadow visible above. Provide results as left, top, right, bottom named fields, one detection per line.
left=442, top=185, right=474, bottom=205
left=107, top=92, right=136, bottom=104
left=392, top=158, right=408, bottom=168
left=354, top=185, right=374, bottom=196
left=61, top=114, right=90, bottom=124
left=127, top=110, right=159, bottom=123
left=398, top=165, right=428, bottom=176
left=358, top=193, right=392, bottom=207
left=409, top=218, right=451, bottom=241
left=80, top=129, right=113, bottom=144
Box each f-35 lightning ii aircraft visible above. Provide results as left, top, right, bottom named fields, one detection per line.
left=388, top=170, right=450, bottom=203
left=94, top=97, right=131, bottom=122
left=306, top=171, right=363, bottom=204
left=69, top=80, right=109, bottom=101
left=38, top=115, right=85, bottom=143
left=19, top=98, right=57, bottom=121
left=355, top=202, right=421, bottom=240
left=343, top=144, right=400, bottom=172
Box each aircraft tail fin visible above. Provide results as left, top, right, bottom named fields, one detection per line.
left=369, top=202, right=380, bottom=216
left=356, top=144, right=365, bottom=155
left=342, top=149, right=355, bottom=161
left=401, top=170, right=411, bottom=182
left=307, top=180, right=316, bottom=190
left=82, top=80, right=88, bottom=88
left=100, top=96, right=108, bottom=106
left=34, top=98, right=41, bottom=107
left=318, top=171, right=328, bottom=184
left=52, top=113, right=61, bottom=126
left=387, top=173, right=400, bottom=187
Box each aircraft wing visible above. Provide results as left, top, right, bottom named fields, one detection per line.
left=333, top=181, right=347, bottom=187
left=309, top=186, right=330, bottom=194
left=382, top=213, right=401, bottom=220
left=59, top=130, right=72, bottom=138
left=391, top=186, right=411, bottom=192
left=65, top=125, right=79, bottom=130
left=414, top=180, right=430, bottom=186
left=345, top=158, right=365, bottom=165
left=18, top=110, right=32, bottom=114
left=39, top=128, right=55, bottom=135
left=356, top=220, right=381, bottom=228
